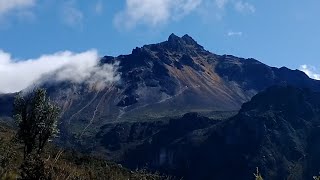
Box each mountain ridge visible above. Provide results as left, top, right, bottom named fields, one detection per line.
left=1, top=34, right=320, bottom=153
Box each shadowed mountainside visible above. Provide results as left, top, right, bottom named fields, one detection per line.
left=120, top=86, right=320, bottom=180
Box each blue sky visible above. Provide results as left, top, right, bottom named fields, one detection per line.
left=0, top=0, right=320, bottom=93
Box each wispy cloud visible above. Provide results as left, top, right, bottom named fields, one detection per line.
left=113, top=0, right=256, bottom=29
left=114, top=0, right=202, bottom=29
left=0, top=0, right=36, bottom=25
left=61, top=1, right=83, bottom=28
left=227, top=31, right=242, bottom=36
left=0, top=0, right=35, bottom=16
left=94, top=1, right=103, bottom=15
left=215, top=0, right=228, bottom=9
left=0, top=49, right=120, bottom=93
left=234, top=1, right=255, bottom=14
left=299, top=65, right=320, bottom=80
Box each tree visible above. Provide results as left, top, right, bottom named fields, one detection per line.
left=14, top=88, right=60, bottom=158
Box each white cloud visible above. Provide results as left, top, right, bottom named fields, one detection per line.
left=0, top=49, right=120, bottom=93
left=215, top=0, right=228, bottom=9
left=114, top=0, right=256, bottom=29
left=0, top=0, right=36, bottom=24
left=94, top=1, right=103, bottom=15
left=299, top=65, right=320, bottom=80
left=178, top=0, right=203, bottom=15
left=61, top=1, right=83, bottom=28
left=114, top=0, right=202, bottom=29
left=227, top=31, right=242, bottom=36
left=234, top=1, right=255, bottom=14
left=0, top=0, right=35, bottom=16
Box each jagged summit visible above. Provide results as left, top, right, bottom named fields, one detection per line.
left=167, top=33, right=197, bottom=44
left=136, top=33, right=205, bottom=54
left=182, top=34, right=202, bottom=47
left=164, top=33, right=204, bottom=51
left=122, top=33, right=208, bottom=72
left=167, top=33, right=180, bottom=43
left=163, top=33, right=189, bottom=52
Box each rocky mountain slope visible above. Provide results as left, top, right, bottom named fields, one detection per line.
left=1, top=34, right=320, bottom=153
left=120, top=86, right=320, bottom=180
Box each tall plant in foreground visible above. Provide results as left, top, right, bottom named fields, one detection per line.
left=254, top=167, right=263, bottom=180
left=14, top=88, right=60, bottom=158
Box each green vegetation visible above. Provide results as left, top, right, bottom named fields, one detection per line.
left=314, top=175, right=320, bottom=180
left=0, top=132, right=170, bottom=179
left=14, top=88, right=60, bottom=158
left=0, top=88, right=171, bottom=180
left=253, top=167, right=263, bottom=180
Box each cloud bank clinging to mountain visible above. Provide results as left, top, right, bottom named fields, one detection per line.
left=0, top=49, right=120, bottom=93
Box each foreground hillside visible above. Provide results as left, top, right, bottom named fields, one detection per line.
left=0, top=122, right=171, bottom=180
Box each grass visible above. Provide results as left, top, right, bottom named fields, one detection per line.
left=0, top=122, right=171, bottom=180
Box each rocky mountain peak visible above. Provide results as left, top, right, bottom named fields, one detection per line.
left=167, top=33, right=198, bottom=45
left=162, top=33, right=204, bottom=53
left=165, top=33, right=185, bottom=51
left=182, top=34, right=201, bottom=47
left=167, top=33, right=181, bottom=43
